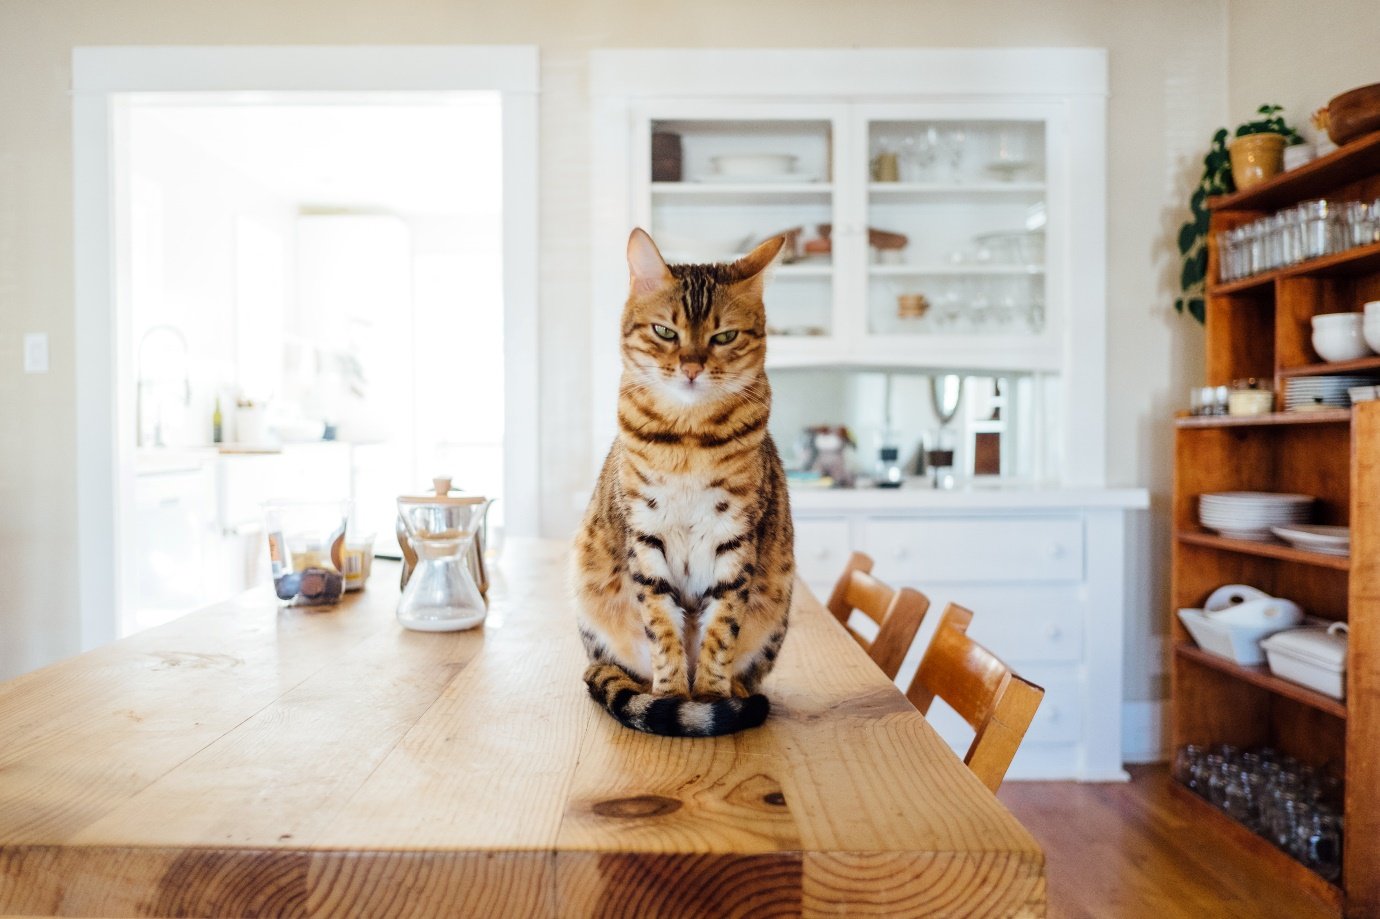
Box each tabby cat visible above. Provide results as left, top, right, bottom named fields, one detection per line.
left=572, top=228, right=795, bottom=737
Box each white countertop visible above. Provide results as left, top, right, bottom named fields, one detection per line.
left=788, top=481, right=1149, bottom=511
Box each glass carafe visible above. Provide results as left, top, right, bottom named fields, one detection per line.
left=396, top=496, right=489, bottom=632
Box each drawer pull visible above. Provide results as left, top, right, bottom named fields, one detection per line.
left=1047, top=543, right=1066, bottom=560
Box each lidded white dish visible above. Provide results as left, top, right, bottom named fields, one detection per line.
left=1261, top=623, right=1348, bottom=700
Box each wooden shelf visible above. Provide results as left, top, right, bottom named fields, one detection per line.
left=1175, top=409, right=1352, bottom=428
left=1176, top=643, right=1348, bottom=719
left=1279, top=356, right=1380, bottom=378
left=1210, top=240, right=1380, bottom=295
left=1209, top=130, right=1380, bottom=213
left=1187, top=127, right=1380, bottom=916
left=1167, top=781, right=1344, bottom=911
left=1176, top=530, right=1351, bottom=570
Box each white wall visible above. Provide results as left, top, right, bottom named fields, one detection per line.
left=1227, top=0, right=1380, bottom=146
left=0, top=2, right=1229, bottom=706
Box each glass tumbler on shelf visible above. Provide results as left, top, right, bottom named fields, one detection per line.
left=395, top=495, right=491, bottom=632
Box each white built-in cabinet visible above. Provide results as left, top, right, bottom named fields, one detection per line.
left=590, top=49, right=1146, bottom=780
left=592, top=48, right=1110, bottom=487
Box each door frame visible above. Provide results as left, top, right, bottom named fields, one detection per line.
left=72, top=45, right=540, bottom=650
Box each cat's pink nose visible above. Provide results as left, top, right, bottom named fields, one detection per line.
left=682, top=362, right=704, bottom=382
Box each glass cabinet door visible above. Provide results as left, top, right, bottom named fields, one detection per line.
left=857, top=107, right=1056, bottom=363
left=634, top=105, right=842, bottom=357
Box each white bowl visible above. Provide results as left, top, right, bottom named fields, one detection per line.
left=711, top=153, right=797, bottom=177
left=1365, top=300, right=1380, bottom=320
left=1365, top=322, right=1380, bottom=354
left=1312, top=312, right=1363, bottom=328
left=1313, top=326, right=1374, bottom=362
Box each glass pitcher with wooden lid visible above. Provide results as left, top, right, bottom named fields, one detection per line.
left=395, top=493, right=492, bottom=632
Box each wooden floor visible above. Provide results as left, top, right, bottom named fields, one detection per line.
left=999, top=765, right=1338, bottom=919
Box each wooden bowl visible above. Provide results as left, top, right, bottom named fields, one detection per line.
left=1327, top=83, right=1380, bottom=145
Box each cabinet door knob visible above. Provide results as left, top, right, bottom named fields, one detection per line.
left=1047, top=543, right=1066, bottom=560
left=1046, top=624, right=1063, bottom=641
left=815, top=546, right=831, bottom=560
left=893, top=546, right=909, bottom=560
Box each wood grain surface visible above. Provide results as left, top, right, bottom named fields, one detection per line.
left=0, top=540, right=1043, bottom=918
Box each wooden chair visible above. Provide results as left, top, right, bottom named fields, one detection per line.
left=825, top=552, right=930, bottom=680
left=905, top=603, right=1045, bottom=792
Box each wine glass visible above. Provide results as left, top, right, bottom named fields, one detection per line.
left=941, top=127, right=967, bottom=183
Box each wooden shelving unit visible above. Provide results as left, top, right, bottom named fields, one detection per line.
left=1175, top=132, right=1380, bottom=918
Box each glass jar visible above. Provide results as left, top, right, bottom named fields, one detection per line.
left=1270, top=791, right=1305, bottom=853
left=1295, top=808, right=1343, bottom=881
left=1174, top=744, right=1205, bottom=791
left=1208, top=758, right=1236, bottom=810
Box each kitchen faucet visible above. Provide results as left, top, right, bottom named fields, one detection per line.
left=135, top=324, right=191, bottom=447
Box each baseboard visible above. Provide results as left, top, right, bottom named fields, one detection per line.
left=1122, top=699, right=1169, bottom=764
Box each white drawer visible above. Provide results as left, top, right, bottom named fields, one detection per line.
left=860, top=515, right=1084, bottom=583
left=1022, top=674, right=1081, bottom=745
left=925, top=673, right=1080, bottom=751
left=792, top=517, right=852, bottom=586
left=928, top=586, right=1084, bottom=664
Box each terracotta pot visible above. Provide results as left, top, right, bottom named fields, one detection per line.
left=1229, top=133, right=1287, bottom=190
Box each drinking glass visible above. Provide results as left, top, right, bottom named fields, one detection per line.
left=940, top=127, right=966, bottom=183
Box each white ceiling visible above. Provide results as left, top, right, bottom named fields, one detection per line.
left=131, top=95, right=503, bottom=217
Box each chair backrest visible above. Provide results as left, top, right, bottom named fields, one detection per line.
left=906, top=603, right=1045, bottom=792
left=825, top=551, right=930, bottom=679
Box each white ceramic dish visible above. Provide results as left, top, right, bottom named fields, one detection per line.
left=1204, top=584, right=1271, bottom=610
left=1204, top=596, right=1303, bottom=629
left=1350, top=385, right=1379, bottom=403
left=1261, top=624, right=1348, bottom=699
left=710, top=153, right=798, bottom=177
left=1178, top=608, right=1285, bottom=666
left=1365, top=322, right=1380, bottom=354
left=1312, top=327, right=1374, bottom=362
left=1228, top=390, right=1274, bottom=415
left=1270, top=524, right=1350, bottom=556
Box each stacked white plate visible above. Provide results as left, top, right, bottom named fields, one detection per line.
left=1270, top=524, right=1350, bottom=556
left=1284, top=375, right=1372, bottom=411
left=1199, top=492, right=1314, bottom=540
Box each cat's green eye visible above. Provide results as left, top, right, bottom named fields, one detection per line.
left=711, top=329, right=738, bottom=345
left=652, top=324, right=678, bottom=341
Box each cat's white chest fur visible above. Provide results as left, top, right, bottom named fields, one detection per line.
left=629, top=474, right=739, bottom=607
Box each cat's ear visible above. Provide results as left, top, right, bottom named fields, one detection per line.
left=730, top=235, right=786, bottom=292
left=627, top=228, right=672, bottom=297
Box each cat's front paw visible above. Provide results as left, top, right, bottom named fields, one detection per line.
left=691, top=674, right=732, bottom=701
left=652, top=674, right=691, bottom=698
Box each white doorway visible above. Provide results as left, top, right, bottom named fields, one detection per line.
left=73, top=47, right=538, bottom=645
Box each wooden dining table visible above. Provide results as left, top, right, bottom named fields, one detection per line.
left=0, top=539, right=1044, bottom=918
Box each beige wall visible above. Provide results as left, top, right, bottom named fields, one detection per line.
left=0, top=2, right=1225, bottom=712
left=1228, top=0, right=1380, bottom=144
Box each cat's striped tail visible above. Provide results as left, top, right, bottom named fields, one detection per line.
left=583, top=662, right=769, bottom=737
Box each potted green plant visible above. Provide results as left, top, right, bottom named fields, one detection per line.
left=1175, top=105, right=1304, bottom=323
left=1229, top=104, right=1305, bottom=190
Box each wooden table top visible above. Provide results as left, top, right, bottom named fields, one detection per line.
left=0, top=539, right=1044, bottom=918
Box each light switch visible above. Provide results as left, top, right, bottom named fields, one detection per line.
left=23, top=333, right=48, bottom=374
